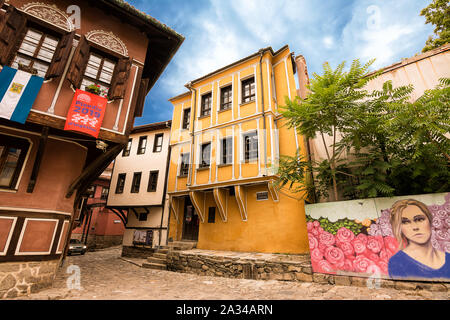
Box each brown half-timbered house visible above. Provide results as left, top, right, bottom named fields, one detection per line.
left=0, top=0, right=183, bottom=298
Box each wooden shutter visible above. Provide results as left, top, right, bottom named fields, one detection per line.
left=67, top=35, right=91, bottom=88
left=134, top=78, right=149, bottom=117
left=0, top=7, right=27, bottom=66
left=108, top=57, right=132, bottom=100
left=46, top=31, right=75, bottom=79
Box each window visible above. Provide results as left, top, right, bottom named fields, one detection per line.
left=182, top=108, right=191, bottom=130
left=241, top=77, right=255, bottom=103
left=101, top=187, right=109, bottom=200
left=11, top=28, right=60, bottom=78
left=137, top=136, right=147, bottom=155
left=221, top=137, right=233, bottom=165
left=87, top=185, right=96, bottom=198
left=115, top=173, right=126, bottom=194
left=81, top=52, right=116, bottom=98
left=220, top=85, right=232, bottom=110
left=208, top=207, right=216, bottom=223
left=138, top=212, right=148, bottom=221
left=0, top=135, right=30, bottom=190
left=131, top=172, right=142, bottom=193
left=243, top=131, right=258, bottom=162
left=153, top=134, right=163, bottom=153
left=199, top=143, right=211, bottom=168
left=122, top=139, right=132, bottom=157
left=256, top=191, right=269, bottom=201
left=147, top=171, right=159, bottom=192
left=200, top=92, right=212, bottom=117
left=180, top=153, right=190, bottom=177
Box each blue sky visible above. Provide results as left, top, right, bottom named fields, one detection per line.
left=129, top=0, right=435, bottom=126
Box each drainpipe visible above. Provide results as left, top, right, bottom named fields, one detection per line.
left=259, top=50, right=268, bottom=176
left=186, top=82, right=197, bottom=187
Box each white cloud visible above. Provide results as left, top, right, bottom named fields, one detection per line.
left=323, top=36, right=334, bottom=49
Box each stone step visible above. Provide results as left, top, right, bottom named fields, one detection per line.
left=147, top=256, right=166, bottom=264
left=153, top=253, right=167, bottom=260
left=142, top=262, right=167, bottom=270
left=167, top=241, right=197, bottom=250
left=156, top=248, right=169, bottom=254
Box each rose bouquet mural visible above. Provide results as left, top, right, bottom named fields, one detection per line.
left=305, top=193, right=450, bottom=280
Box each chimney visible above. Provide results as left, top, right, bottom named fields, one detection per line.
left=294, top=55, right=310, bottom=100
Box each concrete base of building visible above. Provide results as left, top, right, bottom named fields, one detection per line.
left=121, top=245, right=156, bottom=259
left=0, top=260, right=60, bottom=299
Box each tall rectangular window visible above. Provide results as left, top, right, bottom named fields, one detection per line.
left=243, top=131, right=258, bottom=162
left=115, top=173, right=126, bottom=194
left=220, top=85, right=232, bottom=110
left=123, top=139, right=132, bottom=157
left=182, top=108, right=191, bottom=130
left=153, top=133, right=163, bottom=153
left=200, top=92, right=212, bottom=117
left=241, top=77, right=255, bottom=103
left=87, top=185, right=95, bottom=198
left=208, top=207, right=216, bottom=223
left=137, top=136, right=147, bottom=155
left=131, top=172, right=142, bottom=193
left=101, top=187, right=109, bottom=200
left=12, top=28, right=60, bottom=78
left=180, top=153, right=190, bottom=177
left=81, top=52, right=116, bottom=98
left=0, top=135, right=30, bottom=190
left=221, top=137, right=233, bottom=165
left=199, top=143, right=211, bottom=168
left=147, top=170, right=159, bottom=192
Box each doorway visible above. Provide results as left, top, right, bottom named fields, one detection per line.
left=182, top=197, right=199, bottom=241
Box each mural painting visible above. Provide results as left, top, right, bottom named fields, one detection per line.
left=305, top=193, right=450, bottom=282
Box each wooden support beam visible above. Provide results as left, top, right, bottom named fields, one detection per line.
left=169, top=196, right=180, bottom=222
left=189, top=191, right=205, bottom=223
left=110, top=208, right=127, bottom=226
left=26, top=126, right=49, bottom=193
left=234, top=185, right=248, bottom=221
left=213, top=188, right=228, bottom=222
left=268, top=180, right=280, bottom=203
left=66, top=143, right=125, bottom=198
left=131, top=207, right=139, bottom=220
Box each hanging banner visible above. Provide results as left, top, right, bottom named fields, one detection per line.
left=0, top=66, right=44, bottom=124
left=64, top=89, right=107, bottom=138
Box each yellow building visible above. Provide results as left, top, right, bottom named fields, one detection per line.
left=167, top=45, right=310, bottom=254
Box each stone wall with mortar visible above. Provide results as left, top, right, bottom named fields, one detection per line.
left=0, top=260, right=59, bottom=299
left=122, top=245, right=155, bottom=259
left=167, top=251, right=449, bottom=293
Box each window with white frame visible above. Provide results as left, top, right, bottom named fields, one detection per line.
left=221, top=137, right=233, bottom=165
left=243, top=131, right=258, bottom=162
left=81, top=52, right=116, bottom=98
left=199, top=142, right=211, bottom=168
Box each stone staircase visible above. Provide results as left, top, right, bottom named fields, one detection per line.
left=142, top=241, right=197, bottom=271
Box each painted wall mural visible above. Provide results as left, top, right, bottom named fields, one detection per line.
left=305, top=193, right=450, bottom=282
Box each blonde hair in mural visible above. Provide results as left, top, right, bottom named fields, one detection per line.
left=390, top=199, right=433, bottom=250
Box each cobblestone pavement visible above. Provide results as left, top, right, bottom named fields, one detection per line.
left=9, top=246, right=449, bottom=300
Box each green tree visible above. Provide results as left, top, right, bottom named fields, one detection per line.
left=421, top=0, right=450, bottom=52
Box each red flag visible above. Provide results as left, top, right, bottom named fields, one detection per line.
left=64, top=89, right=107, bottom=138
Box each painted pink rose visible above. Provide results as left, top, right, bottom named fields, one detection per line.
left=337, top=240, right=355, bottom=257
left=342, top=259, right=354, bottom=272
left=352, top=239, right=366, bottom=255
left=308, top=233, right=318, bottom=250
left=379, top=249, right=390, bottom=262
left=366, top=236, right=383, bottom=254
left=317, top=227, right=324, bottom=234
left=353, top=255, right=374, bottom=273
left=441, top=241, right=450, bottom=253
left=313, top=221, right=320, bottom=228
left=435, top=210, right=447, bottom=220
left=434, top=230, right=449, bottom=241
left=319, top=231, right=336, bottom=247
left=377, top=260, right=389, bottom=275
left=445, top=216, right=450, bottom=228
left=311, top=228, right=319, bottom=237
left=384, top=236, right=399, bottom=255
left=307, top=222, right=314, bottom=231
left=318, top=242, right=328, bottom=253
left=324, top=246, right=345, bottom=268
left=356, top=233, right=368, bottom=245
left=432, top=217, right=444, bottom=230
left=364, top=250, right=380, bottom=263
left=311, top=248, right=323, bottom=263
left=336, top=227, right=356, bottom=244
left=317, top=259, right=336, bottom=274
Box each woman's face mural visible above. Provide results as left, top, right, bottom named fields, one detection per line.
left=400, top=205, right=432, bottom=246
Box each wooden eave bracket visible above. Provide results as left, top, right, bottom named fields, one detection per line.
left=213, top=188, right=228, bottom=222
left=169, top=196, right=180, bottom=222
left=234, top=185, right=247, bottom=222
left=189, top=191, right=205, bottom=223
left=268, top=180, right=280, bottom=203
left=109, top=207, right=127, bottom=226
